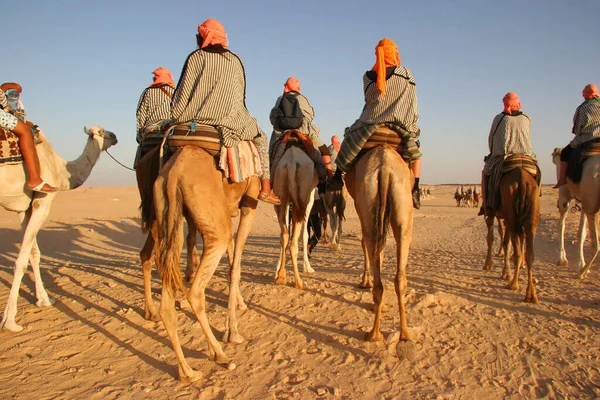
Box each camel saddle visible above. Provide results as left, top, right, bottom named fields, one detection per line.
left=281, top=129, right=315, bottom=155
left=166, top=122, right=221, bottom=156
left=0, top=110, right=42, bottom=166
left=356, top=126, right=404, bottom=160
left=566, top=139, right=600, bottom=184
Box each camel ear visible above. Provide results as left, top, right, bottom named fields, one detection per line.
left=84, top=126, right=90, bottom=135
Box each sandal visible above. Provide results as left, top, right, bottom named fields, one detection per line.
left=28, top=181, right=58, bottom=193
left=258, top=190, right=281, bottom=205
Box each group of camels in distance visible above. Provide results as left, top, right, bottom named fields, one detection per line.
left=1, top=121, right=600, bottom=383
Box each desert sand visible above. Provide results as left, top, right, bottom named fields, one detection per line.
left=0, top=184, right=599, bottom=399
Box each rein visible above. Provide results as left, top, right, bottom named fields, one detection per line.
left=106, top=149, right=136, bottom=172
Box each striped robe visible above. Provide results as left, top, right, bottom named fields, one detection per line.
left=0, top=89, right=7, bottom=108
left=335, top=66, right=421, bottom=171
left=483, top=112, right=536, bottom=174
left=135, top=85, right=174, bottom=133
left=569, top=98, right=600, bottom=148
left=172, top=47, right=270, bottom=178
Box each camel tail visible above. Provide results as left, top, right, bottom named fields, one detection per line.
left=290, top=161, right=309, bottom=223
left=139, top=149, right=160, bottom=233
left=514, top=170, right=533, bottom=235
left=156, top=178, right=186, bottom=297
left=373, top=165, right=391, bottom=255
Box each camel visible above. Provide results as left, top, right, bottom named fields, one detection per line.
left=491, top=167, right=540, bottom=303
left=1, top=126, right=118, bottom=332
left=153, top=145, right=259, bottom=382
left=483, top=214, right=509, bottom=269
left=552, top=148, right=587, bottom=271
left=557, top=149, right=600, bottom=279
left=273, top=145, right=317, bottom=289
left=322, top=186, right=346, bottom=252
left=345, top=146, right=414, bottom=343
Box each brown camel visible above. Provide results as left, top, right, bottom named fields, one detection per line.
left=153, top=145, right=259, bottom=382
left=492, top=167, right=540, bottom=303
left=483, top=214, right=508, bottom=269
left=345, top=146, right=414, bottom=343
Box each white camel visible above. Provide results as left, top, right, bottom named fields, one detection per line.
left=273, top=145, right=317, bottom=289
left=1, top=126, right=118, bottom=332
left=552, top=148, right=586, bottom=271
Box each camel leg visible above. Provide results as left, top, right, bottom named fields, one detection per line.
left=28, top=237, right=54, bottom=307
left=359, top=237, right=373, bottom=288
left=393, top=222, right=413, bottom=342
left=557, top=206, right=569, bottom=267
left=158, top=284, right=202, bottom=383
left=500, top=226, right=512, bottom=281
left=289, top=220, right=304, bottom=290
left=506, top=233, right=522, bottom=291
left=302, top=193, right=315, bottom=273
left=483, top=215, right=495, bottom=270
left=141, top=224, right=160, bottom=321
left=275, top=205, right=289, bottom=285
left=578, top=213, right=599, bottom=279
left=336, top=212, right=343, bottom=252
left=575, top=212, right=588, bottom=273
left=184, top=222, right=199, bottom=283
left=223, top=207, right=256, bottom=344
left=524, top=226, right=538, bottom=303
left=495, top=218, right=505, bottom=257
left=2, top=204, right=52, bottom=332
left=365, top=241, right=384, bottom=342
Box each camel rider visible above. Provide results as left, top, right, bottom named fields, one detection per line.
left=135, top=67, right=176, bottom=143
left=269, top=77, right=334, bottom=183
left=478, top=92, right=537, bottom=216
left=328, top=38, right=423, bottom=209
left=329, top=135, right=341, bottom=163
left=171, top=18, right=280, bottom=205
left=0, top=86, right=57, bottom=193
left=554, top=83, right=600, bottom=188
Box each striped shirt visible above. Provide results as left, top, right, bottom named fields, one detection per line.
left=569, top=98, right=600, bottom=147
left=171, top=48, right=262, bottom=147
left=484, top=111, right=536, bottom=174
left=136, top=85, right=174, bottom=132
left=0, top=89, right=6, bottom=108
left=269, top=92, right=324, bottom=148
left=346, top=65, right=420, bottom=137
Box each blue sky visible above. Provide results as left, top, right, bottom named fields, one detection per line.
left=3, top=0, right=598, bottom=186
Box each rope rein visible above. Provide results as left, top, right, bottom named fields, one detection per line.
left=106, top=150, right=136, bottom=172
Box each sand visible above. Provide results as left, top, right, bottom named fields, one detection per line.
left=1, top=185, right=599, bottom=399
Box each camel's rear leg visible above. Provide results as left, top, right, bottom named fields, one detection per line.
left=359, top=238, right=373, bottom=288
left=365, top=242, right=384, bottom=342
left=506, top=234, right=523, bottom=291
left=578, top=213, right=599, bottom=279
left=483, top=215, right=495, bottom=270
left=393, top=222, right=413, bottom=342
left=500, top=226, right=512, bottom=281
left=141, top=223, right=160, bottom=321
left=184, top=222, right=199, bottom=283
left=275, top=205, right=290, bottom=285
left=289, top=220, right=305, bottom=290
left=159, top=285, right=202, bottom=383
left=524, top=227, right=538, bottom=303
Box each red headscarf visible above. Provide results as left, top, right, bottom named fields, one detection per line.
left=198, top=19, right=228, bottom=49
left=372, top=38, right=401, bottom=97
left=583, top=84, right=599, bottom=100
left=283, top=77, right=300, bottom=93
left=149, top=67, right=175, bottom=88
left=502, top=92, right=521, bottom=114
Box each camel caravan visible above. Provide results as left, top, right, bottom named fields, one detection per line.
left=2, top=18, right=600, bottom=385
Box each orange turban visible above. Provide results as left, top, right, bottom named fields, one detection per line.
left=502, top=92, right=521, bottom=114
left=372, top=38, right=401, bottom=97
left=198, top=18, right=228, bottom=49
left=583, top=84, right=599, bottom=100
left=149, top=67, right=175, bottom=88
left=283, top=77, right=300, bottom=93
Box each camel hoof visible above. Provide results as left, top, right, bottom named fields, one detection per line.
left=483, top=264, right=493, bottom=271
left=365, top=330, right=384, bottom=342
left=294, top=281, right=304, bottom=290
left=237, top=302, right=248, bottom=311
left=36, top=297, right=55, bottom=307
left=500, top=274, right=510, bottom=281
left=524, top=296, right=538, bottom=304
left=274, top=277, right=287, bottom=285
left=396, top=340, right=417, bottom=362
left=144, top=310, right=161, bottom=322
left=222, top=331, right=245, bottom=345
left=304, top=265, right=315, bottom=274
left=358, top=282, right=373, bottom=289
left=178, top=369, right=202, bottom=384
left=556, top=259, right=568, bottom=267
left=213, top=353, right=230, bottom=365
left=505, top=283, right=519, bottom=291
left=1, top=320, right=24, bottom=333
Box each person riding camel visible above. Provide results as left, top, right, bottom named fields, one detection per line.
left=478, top=92, right=537, bottom=216
left=269, top=77, right=333, bottom=184
left=0, top=84, right=57, bottom=193
left=328, top=38, right=422, bottom=209
left=554, top=83, right=600, bottom=188
left=171, top=18, right=280, bottom=205
left=135, top=67, right=176, bottom=142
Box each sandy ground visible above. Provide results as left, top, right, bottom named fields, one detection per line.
left=0, top=185, right=599, bottom=399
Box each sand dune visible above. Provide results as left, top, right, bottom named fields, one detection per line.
left=1, top=185, right=599, bottom=399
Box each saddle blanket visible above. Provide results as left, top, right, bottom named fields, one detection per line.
left=0, top=126, right=42, bottom=166
left=219, top=140, right=262, bottom=183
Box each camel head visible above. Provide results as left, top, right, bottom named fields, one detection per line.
left=83, top=126, right=118, bottom=151
left=551, top=147, right=562, bottom=165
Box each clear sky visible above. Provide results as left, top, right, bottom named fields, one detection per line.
left=3, top=0, right=598, bottom=186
